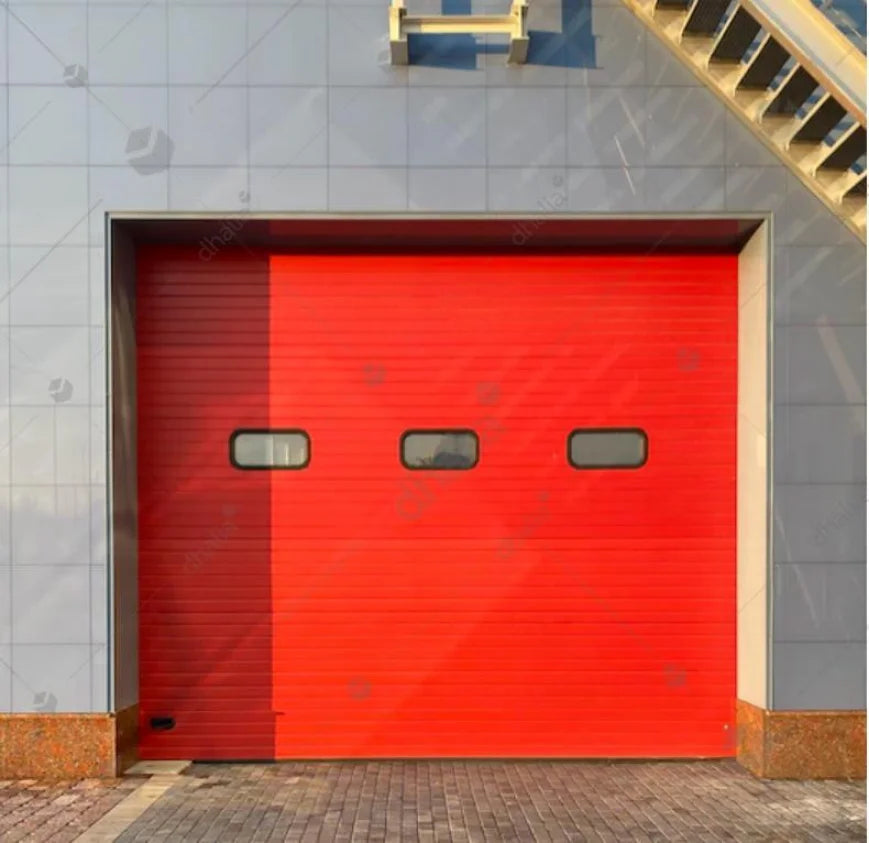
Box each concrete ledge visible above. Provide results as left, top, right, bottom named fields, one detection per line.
left=737, top=700, right=866, bottom=779
left=0, top=705, right=139, bottom=779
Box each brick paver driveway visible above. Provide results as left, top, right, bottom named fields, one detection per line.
left=112, top=760, right=864, bottom=843
left=1, top=760, right=865, bottom=841
left=0, top=777, right=141, bottom=842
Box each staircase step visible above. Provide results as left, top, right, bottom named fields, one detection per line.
left=764, top=66, right=817, bottom=117
left=845, top=175, right=867, bottom=200
left=737, top=36, right=789, bottom=90
left=711, top=8, right=762, bottom=62
left=684, top=0, right=731, bottom=35
left=819, top=125, right=867, bottom=171
left=791, top=94, right=847, bottom=143
left=816, top=168, right=864, bottom=202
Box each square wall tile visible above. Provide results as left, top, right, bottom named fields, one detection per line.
left=0, top=645, right=10, bottom=712
left=775, top=245, right=866, bottom=327
left=169, top=168, right=250, bottom=212
left=408, top=168, right=487, bottom=211
left=90, top=327, right=106, bottom=409
left=0, top=488, right=10, bottom=565
left=774, top=483, right=865, bottom=565
left=329, top=88, right=408, bottom=167
left=9, top=86, right=88, bottom=166
left=775, top=405, right=865, bottom=484
left=8, top=5, right=87, bottom=85
left=9, top=167, right=90, bottom=246
left=90, top=412, right=106, bottom=486
left=10, top=326, right=90, bottom=406
left=11, top=644, right=94, bottom=712
left=9, top=246, right=89, bottom=325
left=488, top=88, right=566, bottom=167
left=407, top=34, right=487, bottom=87
left=567, top=6, right=644, bottom=87
left=89, top=249, right=107, bottom=325
left=11, top=486, right=92, bottom=566
left=567, top=87, right=645, bottom=167
left=774, top=563, right=866, bottom=644
left=773, top=641, right=866, bottom=709
left=725, top=166, right=787, bottom=215
left=774, top=325, right=865, bottom=405
left=55, top=406, right=92, bottom=486
left=486, top=2, right=569, bottom=88
left=0, top=170, right=8, bottom=246
left=567, top=167, right=642, bottom=211
left=0, top=250, right=9, bottom=324
left=488, top=167, right=568, bottom=211
left=328, top=168, right=407, bottom=211
left=88, top=168, right=168, bottom=246
left=250, top=88, right=328, bottom=167
left=91, top=641, right=109, bottom=713
left=91, top=485, right=107, bottom=567
left=328, top=7, right=406, bottom=87
left=725, top=113, right=778, bottom=168
left=645, top=167, right=725, bottom=212
left=248, top=169, right=328, bottom=212
left=645, top=28, right=699, bottom=87
left=0, top=409, right=9, bottom=483
left=408, top=88, right=486, bottom=167
left=88, top=4, right=167, bottom=85
left=12, top=565, right=91, bottom=644
left=168, top=5, right=246, bottom=85
left=248, top=6, right=327, bottom=86
left=10, top=407, right=54, bottom=485
left=0, top=568, right=9, bottom=645
left=0, top=330, right=9, bottom=406
left=0, top=13, right=5, bottom=86
left=776, top=173, right=857, bottom=247
left=90, top=564, right=107, bottom=646
left=646, top=87, right=725, bottom=166
left=168, top=87, right=248, bottom=168
left=0, top=86, right=6, bottom=166
left=89, top=86, right=168, bottom=167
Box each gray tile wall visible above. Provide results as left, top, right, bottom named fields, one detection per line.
left=0, top=0, right=864, bottom=713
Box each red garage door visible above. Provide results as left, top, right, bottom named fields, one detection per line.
left=137, top=246, right=736, bottom=760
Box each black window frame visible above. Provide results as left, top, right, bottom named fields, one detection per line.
left=566, top=427, right=648, bottom=470
left=229, top=428, right=311, bottom=470
left=400, top=428, right=480, bottom=471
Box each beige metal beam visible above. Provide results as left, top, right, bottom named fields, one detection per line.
left=389, top=0, right=529, bottom=65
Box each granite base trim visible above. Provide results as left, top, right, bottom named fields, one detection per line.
left=0, top=713, right=127, bottom=779
left=737, top=700, right=866, bottom=779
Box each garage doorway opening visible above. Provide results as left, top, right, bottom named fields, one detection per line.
left=108, top=215, right=769, bottom=765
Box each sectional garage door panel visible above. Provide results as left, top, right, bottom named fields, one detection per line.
left=138, top=247, right=737, bottom=760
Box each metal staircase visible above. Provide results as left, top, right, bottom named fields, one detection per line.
left=620, top=0, right=867, bottom=241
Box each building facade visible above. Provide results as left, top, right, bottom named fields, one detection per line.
left=0, top=0, right=865, bottom=778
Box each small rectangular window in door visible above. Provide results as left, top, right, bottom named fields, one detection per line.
left=230, top=430, right=310, bottom=469
left=568, top=428, right=647, bottom=469
left=401, top=430, right=479, bottom=470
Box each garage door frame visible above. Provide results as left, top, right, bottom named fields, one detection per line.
left=105, top=213, right=772, bottom=770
